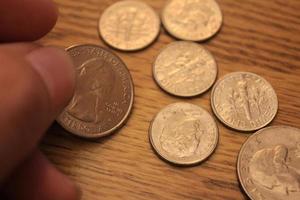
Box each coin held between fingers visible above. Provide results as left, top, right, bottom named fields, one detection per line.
left=57, top=44, right=134, bottom=138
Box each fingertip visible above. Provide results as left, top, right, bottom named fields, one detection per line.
left=26, top=47, right=75, bottom=115
left=0, top=45, right=75, bottom=182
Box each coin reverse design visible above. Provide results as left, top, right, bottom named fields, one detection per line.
left=153, top=41, right=217, bottom=97
left=211, top=72, right=278, bottom=132
left=99, top=0, right=160, bottom=51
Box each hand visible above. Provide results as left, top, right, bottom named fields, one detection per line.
left=0, top=0, right=80, bottom=199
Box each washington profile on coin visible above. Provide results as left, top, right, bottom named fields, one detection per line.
left=57, top=44, right=134, bottom=138
left=67, top=57, right=116, bottom=123
left=249, top=145, right=300, bottom=195
left=149, top=102, right=218, bottom=165
left=238, top=126, right=300, bottom=200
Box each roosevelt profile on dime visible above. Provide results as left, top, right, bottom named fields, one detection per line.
left=149, top=103, right=218, bottom=165
left=161, top=0, right=223, bottom=41
left=159, top=108, right=204, bottom=158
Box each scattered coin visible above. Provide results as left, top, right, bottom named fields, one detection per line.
left=99, top=0, right=160, bottom=51
left=237, top=126, right=300, bottom=200
left=57, top=44, right=134, bottom=138
left=211, top=72, right=278, bottom=132
left=161, top=0, right=223, bottom=41
left=153, top=41, right=217, bottom=97
left=149, top=102, right=219, bottom=165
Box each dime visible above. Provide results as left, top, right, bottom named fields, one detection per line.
left=153, top=41, right=217, bottom=97
left=149, top=102, right=218, bottom=165
left=161, top=0, right=223, bottom=41
left=57, top=44, right=134, bottom=138
left=237, top=126, right=300, bottom=200
left=211, top=72, right=278, bottom=132
left=99, top=0, right=160, bottom=51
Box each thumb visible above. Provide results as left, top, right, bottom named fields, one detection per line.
left=0, top=44, right=75, bottom=181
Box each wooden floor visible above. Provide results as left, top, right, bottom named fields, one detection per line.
left=40, top=0, right=300, bottom=199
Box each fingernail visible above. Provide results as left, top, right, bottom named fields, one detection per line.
left=26, top=47, right=75, bottom=114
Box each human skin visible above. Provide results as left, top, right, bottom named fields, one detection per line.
left=0, top=0, right=80, bottom=199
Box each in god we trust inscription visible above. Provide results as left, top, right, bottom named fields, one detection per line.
left=211, top=72, right=278, bottom=132
left=238, top=126, right=300, bottom=200
left=57, top=44, right=134, bottom=138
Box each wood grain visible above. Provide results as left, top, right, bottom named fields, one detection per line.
left=40, top=0, right=300, bottom=199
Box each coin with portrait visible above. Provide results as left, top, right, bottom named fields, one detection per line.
left=153, top=41, right=217, bottom=97
left=162, top=0, right=223, bottom=41
left=149, top=102, right=218, bottom=165
left=238, top=126, right=300, bottom=200
left=99, top=0, right=160, bottom=51
left=211, top=72, right=278, bottom=132
left=57, top=44, right=134, bottom=138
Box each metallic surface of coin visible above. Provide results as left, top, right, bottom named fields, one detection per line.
left=161, top=0, right=223, bottom=41
left=237, top=126, right=300, bottom=200
left=57, top=44, right=134, bottom=138
left=149, top=103, right=218, bottom=165
left=153, top=41, right=217, bottom=97
left=211, top=72, right=278, bottom=132
left=99, top=0, right=160, bottom=51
